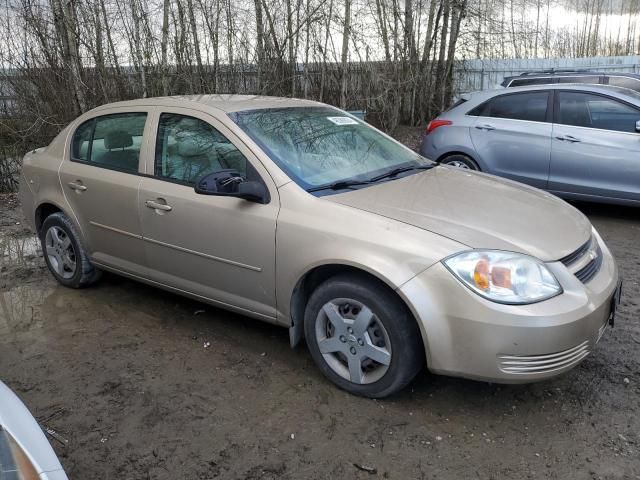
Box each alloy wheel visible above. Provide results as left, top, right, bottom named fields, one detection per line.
left=314, top=298, right=392, bottom=384
left=44, top=226, right=77, bottom=279
left=447, top=160, right=471, bottom=169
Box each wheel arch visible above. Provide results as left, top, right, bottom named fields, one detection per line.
left=288, top=263, right=426, bottom=357
left=34, top=201, right=64, bottom=234
left=436, top=150, right=482, bottom=170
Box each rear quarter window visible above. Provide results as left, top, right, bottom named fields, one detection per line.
left=71, top=120, right=94, bottom=162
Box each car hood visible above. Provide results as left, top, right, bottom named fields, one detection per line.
left=325, top=167, right=591, bottom=262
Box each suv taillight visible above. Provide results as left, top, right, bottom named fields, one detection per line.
left=426, top=119, right=452, bottom=134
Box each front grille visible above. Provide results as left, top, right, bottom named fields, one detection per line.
left=559, top=238, right=592, bottom=266
left=574, top=244, right=603, bottom=283
left=498, top=340, right=590, bottom=374
left=558, top=235, right=602, bottom=284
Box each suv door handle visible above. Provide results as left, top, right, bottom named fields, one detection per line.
left=145, top=199, right=172, bottom=212
left=555, top=134, right=581, bottom=143
left=475, top=123, right=496, bottom=131
left=67, top=181, right=87, bottom=192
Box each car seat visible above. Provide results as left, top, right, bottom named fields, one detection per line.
left=103, top=130, right=139, bottom=170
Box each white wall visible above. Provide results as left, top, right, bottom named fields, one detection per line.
left=454, top=55, right=640, bottom=94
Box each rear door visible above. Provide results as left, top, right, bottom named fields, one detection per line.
left=549, top=90, right=640, bottom=202
left=59, top=109, right=153, bottom=271
left=469, top=90, right=552, bottom=188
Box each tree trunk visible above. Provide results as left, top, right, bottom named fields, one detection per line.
left=340, top=0, right=351, bottom=108
left=61, top=0, right=86, bottom=112
left=186, top=0, right=203, bottom=91
left=161, top=0, right=170, bottom=95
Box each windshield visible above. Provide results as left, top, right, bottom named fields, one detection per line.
left=230, top=107, right=431, bottom=192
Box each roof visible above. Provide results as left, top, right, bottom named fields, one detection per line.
left=90, top=94, right=326, bottom=115
left=467, top=83, right=640, bottom=103
left=503, top=70, right=640, bottom=80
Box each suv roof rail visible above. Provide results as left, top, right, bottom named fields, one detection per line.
left=518, top=69, right=596, bottom=76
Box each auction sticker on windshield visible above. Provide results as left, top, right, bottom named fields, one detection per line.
left=327, top=116, right=359, bottom=125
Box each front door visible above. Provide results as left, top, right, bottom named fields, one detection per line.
left=549, top=90, right=640, bottom=202
left=59, top=109, right=152, bottom=271
left=139, top=109, right=279, bottom=319
left=469, top=90, right=552, bottom=189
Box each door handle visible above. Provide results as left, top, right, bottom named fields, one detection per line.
left=67, top=181, right=87, bottom=192
left=475, top=123, right=496, bottom=131
left=555, top=134, right=581, bottom=143
left=145, top=199, right=172, bottom=212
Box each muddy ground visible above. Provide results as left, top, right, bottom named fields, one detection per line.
left=1, top=178, right=639, bottom=479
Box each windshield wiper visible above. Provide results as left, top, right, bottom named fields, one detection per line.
left=307, top=179, right=372, bottom=193
left=307, top=164, right=434, bottom=193
left=367, top=164, right=435, bottom=183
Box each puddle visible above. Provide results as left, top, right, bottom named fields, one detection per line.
left=0, top=284, right=55, bottom=338
left=0, top=234, right=42, bottom=268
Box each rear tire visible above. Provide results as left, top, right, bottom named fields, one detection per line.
left=304, top=273, right=424, bottom=398
left=440, top=154, right=480, bottom=171
left=40, top=212, right=101, bottom=288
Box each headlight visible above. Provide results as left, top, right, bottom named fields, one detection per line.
left=0, top=427, right=40, bottom=480
left=443, top=251, right=562, bottom=304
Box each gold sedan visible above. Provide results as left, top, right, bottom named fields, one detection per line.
left=19, top=96, right=621, bottom=397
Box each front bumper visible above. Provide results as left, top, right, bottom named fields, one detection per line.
left=400, top=235, right=619, bottom=383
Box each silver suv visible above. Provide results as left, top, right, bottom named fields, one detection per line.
left=420, top=84, right=640, bottom=206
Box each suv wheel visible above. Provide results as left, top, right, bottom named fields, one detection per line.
left=304, top=274, right=424, bottom=398
left=40, top=212, right=101, bottom=288
left=440, top=154, right=480, bottom=170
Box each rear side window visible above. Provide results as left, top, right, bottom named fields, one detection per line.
left=70, top=112, right=147, bottom=173
left=607, top=76, right=640, bottom=91
left=557, top=91, right=640, bottom=133
left=480, top=92, right=549, bottom=122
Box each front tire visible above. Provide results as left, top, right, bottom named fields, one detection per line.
left=304, top=274, right=424, bottom=398
left=40, top=212, right=101, bottom=288
left=440, top=154, right=480, bottom=170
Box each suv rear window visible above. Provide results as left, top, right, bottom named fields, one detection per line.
left=470, top=91, right=549, bottom=122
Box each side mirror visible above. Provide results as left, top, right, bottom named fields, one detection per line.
left=195, top=170, right=268, bottom=204
left=636, top=120, right=640, bottom=133
left=236, top=181, right=269, bottom=204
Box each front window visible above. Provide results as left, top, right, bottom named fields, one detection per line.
left=155, top=113, right=248, bottom=185
left=557, top=91, right=640, bottom=133
left=230, top=107, right=430, bottom=192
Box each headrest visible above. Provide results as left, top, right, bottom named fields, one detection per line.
left=104, top=130, right=133, bottom=150
left=176, top=132, right=213, bottom=157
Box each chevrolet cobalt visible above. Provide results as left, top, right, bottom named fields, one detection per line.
left=20, top=96, right=621, bottom=397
